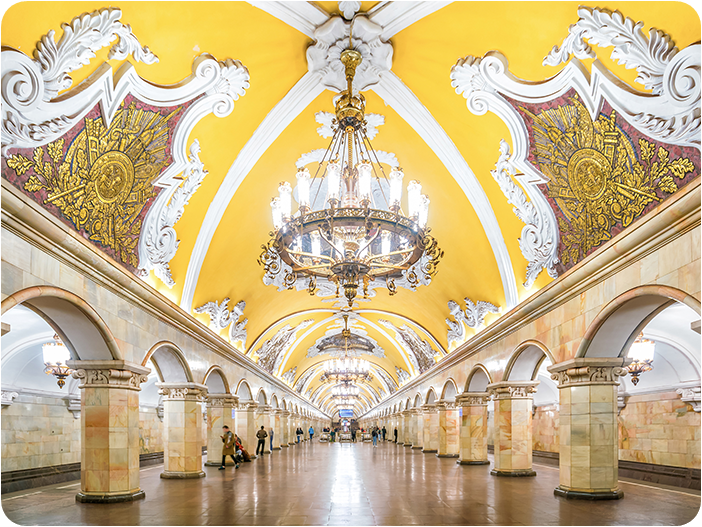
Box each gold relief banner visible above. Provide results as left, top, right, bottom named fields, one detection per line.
left=3, top=96, right=186, bottom=271
left=515, top=93, right=699, bottom=271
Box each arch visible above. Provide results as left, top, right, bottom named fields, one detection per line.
left=425, top=387, right=438, bottom=404
left=504, top=340, right=554, bottom=382
left=1, top=285, right=121, bottom=360
left=270, top=394, right=279, bottom=408
left=440, top=378, right=458, bottom=401
left=256, top=388, right=268, bottom=406
left=405, top=397, right=412, bottom=409
left=202, top=365, right=230, bottom=394
left=577, top=285, right=701, bottom=358
left=413, top=393, right=422, bottom=408
left=280, top=398, right=287, bottom=410
left=235, top=379, right=254, bottom=400
left=465, top=364, right=492, bottom=392
left=142, top=341, right=193, bottom=382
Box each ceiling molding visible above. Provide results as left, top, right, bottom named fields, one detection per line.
left=368, top=1, right=453, bottom=40
left=247, top=1, right=329, bottom=37
left=372, top=71, right=519, bottom=308
left=180, top=72, right=326, bottom=312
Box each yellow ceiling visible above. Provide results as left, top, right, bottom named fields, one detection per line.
left=3, top=1, right=699, bottom=414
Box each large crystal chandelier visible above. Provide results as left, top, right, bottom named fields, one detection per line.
left=331, top=383, right=361, bottom=396
left=626, top=332, right=655, bottom=386
left=258, top=47, right=442, bottom=307
left=42, top=334, right=72, bottom=388
left=319, top=315, right=373, bottom=383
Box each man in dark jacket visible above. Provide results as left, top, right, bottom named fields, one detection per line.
left=256, top=426, right=268, bottom=456
left=394, top=427, right=398, bottom=442
left=381, top=426, right=387, bottom=441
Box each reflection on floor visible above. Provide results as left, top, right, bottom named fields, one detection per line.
left=2, top=441, right=700, bottom=526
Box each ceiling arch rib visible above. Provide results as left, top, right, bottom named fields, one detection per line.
left=180, top=0, right=519, bottom=315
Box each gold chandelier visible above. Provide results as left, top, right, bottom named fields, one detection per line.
left=319, top=314, right=372, bottom=384
left=258, top=47, right=442, bottom=307
left=42, top=334, right=73, bottom=388
left=626, top=332, right=655, bottom=386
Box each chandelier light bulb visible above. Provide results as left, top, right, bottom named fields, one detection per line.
left=407, top=180, right=422, bottom=219
left=629, top=333, right=655, bottom=362
left=381, top=231, right=392, bottom=255
left=389, top=169, right=404, bottom=210
left=278, top=182, right=292, bottom=220
left=42, top=334, right=69, bottom=367
left=418, top=194, right=430, bottom=228
left=311, top=230, right=321, bottom=257
left=326, top=161, right=341, bottom=204
left=270, top=198, right=283, bottom=229
left=296, top=168, right=311, bottom=211
left=358, top=162, right=372, bottom=204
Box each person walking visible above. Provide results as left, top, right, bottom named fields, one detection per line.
left=255, top=425, right=268, bottom=456
left=393, top=427, right=398, bottom=443
left=219, top=425, right=239, bottom=470
left=309, top=425, right=314, bottom=441
left=382, top=426, right=386, bottom=441
left=269, top=426, right=275, bottom=452
left=296, top=427, right=302, bottom=443
left=372, top=428, right=378, bottom=448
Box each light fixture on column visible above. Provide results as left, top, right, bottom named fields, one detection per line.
left=42, top=334, right=73, bottom=388
left=626, top=332, right=655, bottom=386
left=258, top=44, right=442, bottom=307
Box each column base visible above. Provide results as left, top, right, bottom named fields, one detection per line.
left=281, top=444, right=289, bottom=448
left=490, top=469, right=536, bottom=477
left=160, top=471, right=206, bottom=479
left=457, top=459, right=489, bottom=465
left=554, top=487, right=624, bottom=500
left=411, top=445, right=422, bottom=449
left=422, top=449, right=438, bottom=454
left=403, top=443, right=412, bottom=447
left=272, top=446, right=282, bottom=450
left=204, top=461, right=235, bottom=467
left=435, top=453, right=458, bottom=458
left=76, top=490, right=145, bottom=503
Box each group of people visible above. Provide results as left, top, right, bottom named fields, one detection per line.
left=219, top=424, right=316, bottom=470
left=368, top=425, right=386, bottom=447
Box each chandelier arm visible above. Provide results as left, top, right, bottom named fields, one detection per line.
left=356, top=228, right=381, bottom=257
left=293, top=264, right=337, bottom=272
left=318, top=228, right=345, bottom=260
left=286, top=248, right=336, bottom=263
left=366, top=247, right=414, bottom=262
left=310, top=126, right=345, bottom=208
left=359, top=129, right=392, bottom=209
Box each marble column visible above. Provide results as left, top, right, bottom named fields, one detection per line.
left=271, top=410, right=282, bottom=449
left=236, top=401, right=259, bottom=459
left=255, top=405, right=272, bottom=454
left=205, top=394, right=239, bottom=466
left=280, top=410, right=290, bottom=447
left=548, top=358, right=628, bottom=500
left=436, top=401, right=460, bottom=458
left=456, top=392, right=490, bottom=464
left=487, top=381, right=539, bottom=477
left=288, top=413, right=296, bottom=445
left=67, top=360, right=149, bottom=503
left=158, top=382, right=208, bottom=479
left=412, top=409, right=424, bottom=449
left=402, top=410, right=412, bottom=446
left=421, top=404, right=438, bottom=453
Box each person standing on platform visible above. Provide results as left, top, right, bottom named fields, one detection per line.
left=219, top=426, right=239, bottom=470
left=372, top=428, right=378, bottom=448
left=269, top=426, right=275, bottom=452
left=382, top=426, right=386, bottom=441
left=309, top=425, right=314, bottom=441
left=394, top=427, right=398, bottom=442
left=255, top=425, right=268, bottom=456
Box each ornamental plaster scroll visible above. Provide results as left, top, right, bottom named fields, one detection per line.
left=549, top=366, right=628, bottom=387
left=445, top=298, right=501, bottom=348
left=138, top=140, right=208, bottom=286
left=490, top=140, right=559, bottom=288
left=338, top=1, right=361, bottom=20
left=379, top=319, right=439, bottom=375
left=307, top=14, right=393, bottom=93
left=157, top=384, right=208, bottom=400
left=193, top=298, right=248, bottom=349
left=395, top=366, right=410, bottom=384
left=252, top=319, right=315, bottom=374
left=1, top=390, right=19, bottom=407
left=373, top=366, right=398, bottom=394
left=67, top=395, right=81, bottom=418
left=677, top=386, right=701, bottom=412
left=294, top=367, right=318, bottom=394
left=282, top=367, right=297, bottom=385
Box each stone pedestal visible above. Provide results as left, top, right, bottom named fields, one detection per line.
left=421, top=404, right=438, bottom=453
left=548, top=358, right=628, bottom=500
left=456, top=393, right=490, bottom=465
left=402, top=410, right=412, bottom=446
left=487, top=381, right=539, bottom=477
left=256, top=406, right=272, bottom=453
left=205, top=394, right=238, bottom=466
left=67, top=360, right=149, bottom=503
left=436, top=401, right=460, bottom=458
left=236, top=402, right=259, bottom=459
left=158, top=383, right=208, bottom=479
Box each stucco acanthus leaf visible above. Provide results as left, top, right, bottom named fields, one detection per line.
left=374, top=367, right=398, bottom=394
left=1, top=391, right=20, bottom=407
left=543, top=6, right=678, bottom=95
left=491, top=140, right=559, bottom=288
left=33, top=7, right=158, bottom=102
left=395, top=367, right=411, bottom=385
left=194, top=298, right=247, bottom=348
left=445, top=300, right=466, bottom=349
left=379, top=320, right=438, bottom=375
left=139, top=140, right=208, bottom=286
left=253, top=319, right=314, bottom=374
left=307, top=15, right=392, bottom=93
left=338, top=1, right=361, bottom=20
left=208, top=58, right=251, bottom=117
left=676, top=386, right=701, bottom=412
left=294, top=367, right=318, bottom=394
left=282, top=367, right=297, bottom=385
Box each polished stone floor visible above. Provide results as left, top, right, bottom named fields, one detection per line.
left=2, top=441, right=699, bottom=526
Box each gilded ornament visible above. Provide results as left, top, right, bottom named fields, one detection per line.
left=522, top=97, right=695, bottom=266
left=6, top=100, right=179, bottom=267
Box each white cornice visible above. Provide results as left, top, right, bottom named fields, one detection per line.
left=368, top=1, right=452, bottom=40
left=247, top=1, right=329, bottom=37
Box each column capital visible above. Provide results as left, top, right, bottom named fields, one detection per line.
left=436, top=399, right=457, bottom=409
left=67, top=360, right=150, bottom=391
left=487, top=380, right=539, bottom=399
left=157, top=382, right=208, bottom=401
left=456, top=392, right=491, bottom=406
left=547, top=357, right=629, bottom=388
left=420, top=403, right=436, bottom=413
left=401, top=410, right=412, bottom=417
left=205, top=393, right=239, bottom=407
left=238, top=401, right=259, bottom=411
left=256, top=404, right=272, bottom=415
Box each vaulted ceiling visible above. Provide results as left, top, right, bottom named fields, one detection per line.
left=3, top=1, right=698, bottom=416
